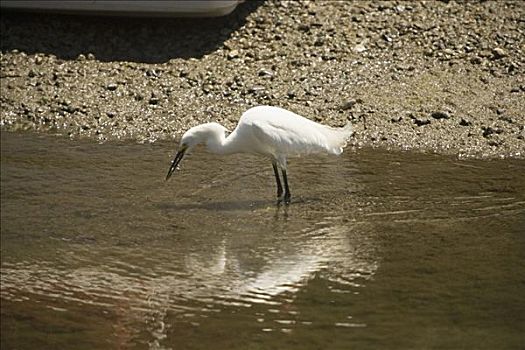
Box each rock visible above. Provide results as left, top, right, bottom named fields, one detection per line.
left=258, top=68, right=274, bottom=77
left=470, top=56, right=483, bottom=64
left=149, top=97, right=159, bottom=105
left=498, top=116, right=514, bottom=124
left=341, top=99, right=357, bottom=110
left=61, top=104, right=78, bottom=114
left=479, top=50, right=492, bottom=58
left=482, top=126, right=502, bottom=138
left=507, top=62, right=519, bottom=73
left=248, top=85, right=265, bottom=94
left=395, top=64, right=414, bottom=71
left=314, top=38, right=325, bottom=47
left=146, top=69, right=160, bottom=78
left=227, top=50, right=239, bottom=59
left=391, top=116, right=403, bottom=123
left=491, top=47, right=507, bottom=59
left=459, top=118, right=472, bottom=126
left=413, top=118, right=431, bottom=126
left=353, top=43, right=367, bottom=53
left=487, top=139, right=501, bottom=147
left=106, top=83, right=118, bottom=91
left=431, top=111, right=451, bottom=119
left=423, top=49, right=434, bottom=57
left=298, top=24, right=310, bottom=32
left=382, top=34, right=393, bottom=42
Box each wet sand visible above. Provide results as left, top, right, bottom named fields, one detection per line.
left=1, top=1, right=524, bottom=157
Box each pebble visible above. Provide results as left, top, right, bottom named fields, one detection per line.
left=298, top=24, right=310, bottom=32
left=391, top=116, right=403, bottom=123
left=341, top=99, right=357, bottom=111
left=353, top=43, right=367, bottom=53
left=227, top=50, right=239, bottom=59
left=314, top=38, right=325, bottom=47
left=149, top=97, right=159, bottom=105
left=470, top=56, right=483, bottom=64
left=491, top=47, right=507, bottom=59
left=431, top=111, right=451, bottom=120
left=459, top=118, right=472, bottom=126
left=258, top=68, right=274, bottom=77
left=482, top=126, right=502, bottom=138
left=413, top=118, right=431, bottom=126
left=146, top=69, right=160, bottom=78
left=498, top=116, right=514, bottom=124
left=248, top=86, right=265, bottom=94
left=106, top=83, right=118, bottom=91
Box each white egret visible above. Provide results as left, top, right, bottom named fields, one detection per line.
left=166, top=105, right=353, bottom=203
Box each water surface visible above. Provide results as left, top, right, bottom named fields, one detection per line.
left=1, top=131, right=524, bottom=349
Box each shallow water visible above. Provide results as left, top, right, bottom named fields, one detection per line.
left=1, top=131, right=524, bottom=350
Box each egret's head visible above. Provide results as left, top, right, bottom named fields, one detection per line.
left=165, top=123, right=229, bottom=180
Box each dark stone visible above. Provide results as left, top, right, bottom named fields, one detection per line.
left=341, top=99, right=357, bottom=110
left=459, top=118, right=472, bottom=126
left=414, top=118, right=431, bottom=126
left=482, top=126, right=502, bottom=138
left=149, top=97, right=159, bottom=105
left=431, top=111, right=451, bottom=119
left=258, top=68, right=274, bottom=77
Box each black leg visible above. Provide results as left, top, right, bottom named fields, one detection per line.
left=272, top=161, right=283, bottom=198
left=282, top=168, right=291, bottom=203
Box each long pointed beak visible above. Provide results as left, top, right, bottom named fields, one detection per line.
left=165, top=149, right=186, bottom=181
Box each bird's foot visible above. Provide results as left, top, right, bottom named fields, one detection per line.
left=277, top=192, right=291, bottom=205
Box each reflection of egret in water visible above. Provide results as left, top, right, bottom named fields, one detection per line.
left=1, top=218, right=378, bottom=347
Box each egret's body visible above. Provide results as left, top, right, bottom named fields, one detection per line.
left=166, top=106, right=352, bottom=202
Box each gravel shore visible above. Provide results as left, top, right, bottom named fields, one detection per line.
left=1, top=0, right=524, bottom=158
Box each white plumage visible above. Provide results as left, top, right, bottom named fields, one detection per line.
left=166, top=105, right=353, bottom=203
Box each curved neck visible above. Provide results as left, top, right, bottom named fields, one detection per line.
left=206, top=131, right=237, bottom=155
